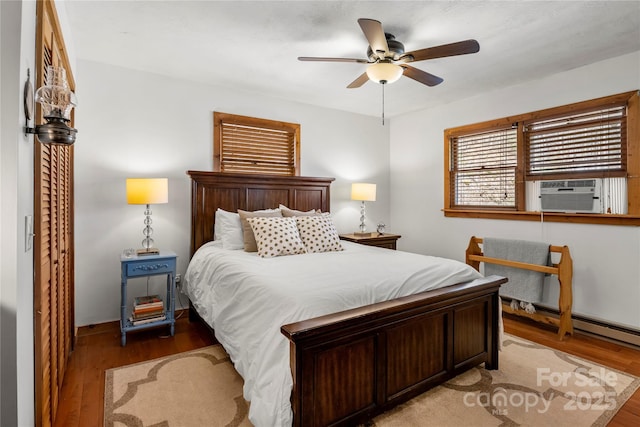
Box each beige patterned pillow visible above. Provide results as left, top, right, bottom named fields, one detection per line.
left=295, top=215, right=344, bottom=253
left=278, top=204, right=318, bottom=217
left=246, top=217, right=307, bottom=258
left=238, top=209, right=282, bottom=252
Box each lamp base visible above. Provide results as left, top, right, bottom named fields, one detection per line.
left=136, top=248, right=160, bottom=256
left=354, top=231, right=374, bottom=237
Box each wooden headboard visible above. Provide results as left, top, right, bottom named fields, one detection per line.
left=187, top=171, right=335, bottom=256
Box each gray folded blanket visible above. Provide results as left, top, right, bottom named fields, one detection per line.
left=483, top=237, right=549, bottom=305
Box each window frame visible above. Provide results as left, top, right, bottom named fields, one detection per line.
left=449, top=125, right=519, bottom=210
left=213, top=112, right=301, bottom=176
left=443, top=91, right=640, bottom=226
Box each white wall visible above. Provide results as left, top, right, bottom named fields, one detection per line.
left=1, top=3, right=5, bottom=421
left=0, top=1, right=37, bottom=426
left=390, top=51, right=640, bottom=329
left=73, top=59, right=390, bottom=326
left=76, top=52, right=640, bottom=330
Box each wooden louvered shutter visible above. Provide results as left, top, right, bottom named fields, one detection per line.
left=213, top=112, right=300, bottom=175
left=34, top=2, right=75, bottom=426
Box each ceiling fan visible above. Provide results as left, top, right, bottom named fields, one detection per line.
left=298, top=18, right=480, bottom=89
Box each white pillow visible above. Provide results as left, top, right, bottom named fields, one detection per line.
left=214, top=209, right=244, bottom=250
left=246, top=216, right=307, bottom=258
left=295, top=215, right=344, bottom=253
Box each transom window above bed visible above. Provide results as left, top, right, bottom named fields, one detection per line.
left=443, top=91, right=640, bottom=226
left=213, top=112, right=301, bottom=176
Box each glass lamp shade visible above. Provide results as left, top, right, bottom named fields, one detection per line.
left=366, top=62, right=403, bottom=84
left=351, top=183, right=377, bottom=202
left=34, top=66, right=76, bottom=121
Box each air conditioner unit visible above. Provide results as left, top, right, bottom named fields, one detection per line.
left=540, top=179, right=602, bottom=213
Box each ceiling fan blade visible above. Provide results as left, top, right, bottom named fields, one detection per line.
left=347, top=72, right=370, bottom=89
left=298, top=56, right=370, bottom=63
left=402, top=39, right=480, bottom=62
left=401, top=65, right=443, bottom=87
left=358, top=18, right=389, bottom=58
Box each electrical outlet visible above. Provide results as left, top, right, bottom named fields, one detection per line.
left=175, top=273, right=181, bottom=284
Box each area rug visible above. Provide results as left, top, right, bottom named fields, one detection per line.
left=104, top=345, right=250, bottom=427
left=104, top=335, right=640, bottom=427
left=373, top=335, right=640, bottom=427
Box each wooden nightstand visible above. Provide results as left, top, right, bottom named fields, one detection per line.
left=120, top=250, right=177, bottom=346
left=339, top=233, right=402, bottom=250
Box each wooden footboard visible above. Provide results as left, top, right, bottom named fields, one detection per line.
left=281, top=275, right=506, bottom=427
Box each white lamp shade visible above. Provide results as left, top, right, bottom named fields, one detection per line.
left=366, top=62, right=403, bottom=84
left=126, top=178, right=168, bottom=204
left=351, top=183, right=377, bottom=202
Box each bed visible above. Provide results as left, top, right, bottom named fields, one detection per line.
left=185, top=170, right=505, bottom=427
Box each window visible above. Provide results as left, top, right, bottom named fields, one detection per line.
left=213, top=112, right=300, bottom=176
left=525, top=105, right=626, bottom=179
left=444, top=91, right=640, bottom=225
left=450, top=127, right=517, bottom=208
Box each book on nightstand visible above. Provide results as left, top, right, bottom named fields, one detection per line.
left=134, top=294, right=163, bottom=308
left=132, top=307, right=164, bottom=319
left=132, top=294, right=164, bottom=320
left=129, top=314, right=166, bottom=325
left=133, top=303, right=164, bottom=313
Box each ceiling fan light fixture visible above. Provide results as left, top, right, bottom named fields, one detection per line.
left=366, top=62, right=403, bottom=84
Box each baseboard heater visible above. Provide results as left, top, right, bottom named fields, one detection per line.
left=503, top=299, right=640, bottom=348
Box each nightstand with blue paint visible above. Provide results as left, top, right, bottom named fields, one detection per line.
left=120, top=250, right=177, bottom=346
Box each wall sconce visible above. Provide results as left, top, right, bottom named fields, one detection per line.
left=351, top=182, right=377, bottom=236
left=24, top=66, right=77, bottom=145
left=126, top=178, right=169, bottom=255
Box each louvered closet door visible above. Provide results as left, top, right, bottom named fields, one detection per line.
left=34, top=2, right=75, bottom=426
left=35, top=142, right=54, bottom=427
left=58, top=145, right=72, bottom=388
left=35, top=140, right=73, bottom=427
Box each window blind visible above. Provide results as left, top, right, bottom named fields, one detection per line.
left=220, top=122, right=296, bottom=175
left=525, top=105, right=626, bottom=178
left=214, top=112, right=300, bottom=176
left=450, top=128, right=517, bottom=207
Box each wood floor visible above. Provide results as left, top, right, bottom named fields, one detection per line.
left=52, top=310, right=217, bottom=427
left=53, top=312, right=640, bottom=427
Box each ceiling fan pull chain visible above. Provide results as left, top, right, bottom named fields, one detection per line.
left=382, top=82, right=385, bottom=125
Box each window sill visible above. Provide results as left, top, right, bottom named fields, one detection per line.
left=443, top=209, right=640, bottom=226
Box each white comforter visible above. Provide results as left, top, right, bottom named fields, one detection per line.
left=184, top=240, right=483, bottom=426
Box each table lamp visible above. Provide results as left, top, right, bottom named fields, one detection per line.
left=351, top=182, right=376, bottom=236
left=126, top=178, right=168, bottom=255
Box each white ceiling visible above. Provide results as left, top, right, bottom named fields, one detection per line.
left=63, top=0, right=640, bottom=118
